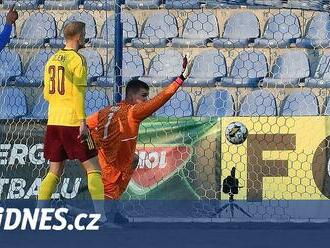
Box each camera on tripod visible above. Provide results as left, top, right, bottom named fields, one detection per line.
left=222, top=167, right=241, bottom=196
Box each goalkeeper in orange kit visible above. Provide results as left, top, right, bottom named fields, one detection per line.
left=87, top=55, right=193, bottom=200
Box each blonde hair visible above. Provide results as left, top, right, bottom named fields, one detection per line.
left=63, top=21, right=85, bottom=40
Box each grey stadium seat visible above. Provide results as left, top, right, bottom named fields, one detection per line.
left=79, top=48, right=104, bottom=85
left=253, top=11, right=301, bottom=48
left=155, top=90, right=193, bottom=117
left=126, top=0, right=162, bottom=9
left=85, top=89, right=110, bottom=116
left=239, top=89, right=277, bottom=116
left=139, top=50, right=182, bottom=86
left=280, top=91, right=319, bottom=116
left=165, top=0, right=201, bottom=9
left=304, top=52, right=330, bottom=88
left=172, top=11, right=219, bottom=48
left=91, top=12, right=137, bottom=48
left=220, top=50, right=268, bottom=87
left=44, top=0, right=81, bottom=9
left=296, top=12, right=330, bottom=49
left=185, top=49, right=227, bottom=87
left=0, top=87, right=27, bottom=119
left=84, top=0, right=116, bottom=10
left=131, top=12, right=178, bottom=48
left=262, top=51, right=310, bottom=87
left=2, top=0, right=42, bottom=9
left=213, top=11, right=259, bottom=48
left=0, top=48, right=22, bottom=85
left=196, top=90, right=235, bottom=117
left=97, top=49, right=144, bottom=87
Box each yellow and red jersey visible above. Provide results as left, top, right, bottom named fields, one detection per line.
left=44, top=49, right=87, bottom=126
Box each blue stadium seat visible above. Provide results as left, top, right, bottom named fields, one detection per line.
left=239, top=89, right=277, bottom=116
left=288, top=0, right=324, bottom=10
left=304, top=52, right=330, bottom=88
left=90, top=12, right=137, bottom=48
left=0, top=48, right=22, bottom=85
left=323, top=96, right=330, bottom=115
left=262, top=51, right=310, bottom=87
left=296, top=12, right=330, bottom=49
left=50, top=12, right=97, bottom=48
left=280, top=91, right=319, bottom=116
left=253, top=11, right=301, bottom=48
left=84, top=0, right=115, bottom=10
left=213, top=11, right=259, bottom=48
left=131, top=12, right=178, bottom=48
left=97, top=49, right=144, bottom=87
left=165, top=0, right=201, bottom=9
left=9, top=13, right=56, bottom=48
left=25, top=94, right=49, bottom=120
left=139, top=50, right=182, bottom=86
left=246, top=0, right=283, bottom=7
left=196, top=90, right=234, bottom=117
left=0, top=13, right=16, bottom=38
left=205, top=0, right=247, bottom=8
left=15, top=49, right=55, bottom=87
left=44, top=0, right=81, bottom=9
left=172, top=11, right=219, bottom=48
left=79, top=48, right=103, bottom=85
left=220, top=51, right=268, bottom=87
left=85, top=89, right=109, bottom=116
left=185, top=49, right=227, bottom=87
left=155, top=90, right=193, bottom=117
left=126, top=0, right=161, bottom=9
left=3, top=0, right=43, bottom=9
left=0, top=87, right=27, bottom=119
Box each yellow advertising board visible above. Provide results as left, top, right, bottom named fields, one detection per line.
left=221, top=116, right=330, bottom=201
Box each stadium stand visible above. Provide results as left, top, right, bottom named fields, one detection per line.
left=90, top=12, right=137, bottom=48
left=44, top=0, right=81, bottom=9
left=205, top=0, right=247, bottom=8
left=262, top=50, right=310, bottom=87
left=155, top=89, right=193, bottom=117
left=246, top=0, right=284, bottom=7
left=253, top=11, right=301, bottom=48
left=126, top=0, right=162, bottom=9
left=9, top=13, right=56, bottom=48
left=239, top=89, right=277, bottom=116
left=97, top=48, right=144, bottom=87
left=280, top=91, right=319, bottom=116
left=79, top=48, right=104, bottom=85
left=220, top=50, right=268, bottom=87
left=84, top=0, right=115, bottom=10
left=0, top=87, right=27, bottom=119
left=296, top=12, right=330, bottom=49
left=85, top=89, right=109, bottom=115
left=49, top=12, right=97, bottom=48
left=304, top=52, right=330, bottom=88
left=131, top=12, right=178, bottom=48
left=26, top=94, right=48, bottom=119
left=165, top=0, right=201, bottom=9
left=172, top=11, right=219, bottom=47
left=196, top=90, right=235, bottom=117
left=185, top=49, right=227, bottom=87
left=15, top=49, right=55, bottom=87
left=213, top=11, right=259, bottom=48
left=323, top=96, right=330, bottom=115
left=0, top=48, right=22, bottom=85
left=2, top=0, right=43, bottom=9
left=288, top=0, right=324, bottom=10
left=139, top=49, right=182, bottom=86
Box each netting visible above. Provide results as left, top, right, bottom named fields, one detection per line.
left=1, top=0, right=330, bottom=222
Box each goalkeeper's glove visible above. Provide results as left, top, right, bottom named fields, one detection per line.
left=181, top=54, right=193, bottom=80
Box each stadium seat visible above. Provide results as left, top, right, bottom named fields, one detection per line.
left=9, top=13, right=56, bottom=48
left=2, top=0, right=43, bottom=9
left=126, top=0, right=162, bottom=9
left=296, top=12, right=330, bottom=49
left=323, top=96, right=330, bottom=115
left=0, top=48, right=22, bottom=85
left=85, top=89, right=109, bottom=116
left=196, top=90, right=234, bottom=117
left=131, top=12, right=178, bottom=48
left=49, top=12, right=97, bottom=48
left=97, top=48, right=144, bottom=87
left=304, top=52, right=330, bottom=88
left=280, top=91, right=319, bottom=116
left=288, top=0, right=324, bottom=10
left=185, top=49, right=227, bottom=87
left=0, top=87, right=27, bottom=119
left=44, top=0, right=81, bottom=9
left=165, top=0, right=201, bottom=9
left=90, top=12, right=137, bottom=48
left=155, top=90, right=193, bottom=117
left=213, top=11, right=259, bottom=48
left=79, top=48, right=103, bottom=85
left=25, top=94, right=49, bottom=120
left=220, top=50, right=268, bottom=87
left=262, top=51, right=310, bottom=87
left=139, top=50, right=182, bottom=86
left=253, top=11, right=301, bottom=48
left=239, top=89, right=277, bottom=116
left=205, top=0, right=247, bottom=8
left=0, top=13, right=16, bottom=38
left=172, top=11, right=219, bottom=48
left=84, top=0, right=115, bottom=10
left=246, top=0, right=283, bottom=7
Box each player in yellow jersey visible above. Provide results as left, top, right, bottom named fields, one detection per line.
left=38, top=22, right=108, bottom=224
